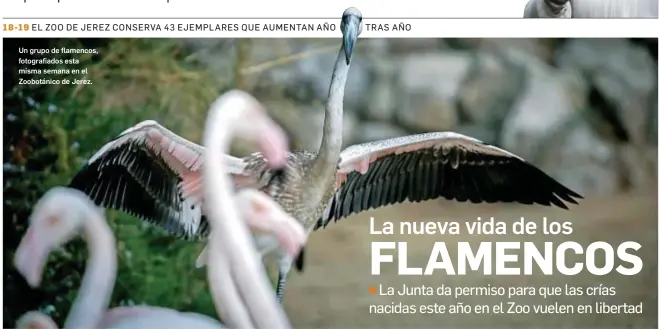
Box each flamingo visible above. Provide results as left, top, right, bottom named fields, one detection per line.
left=16, top=311, right=58, bottom=329
left=68, top=7, right=582, bottom=303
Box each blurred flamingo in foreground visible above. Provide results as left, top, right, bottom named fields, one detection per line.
left=14, top=90, right=301, bottom=329
left=201, top=90, right=296, bottom=329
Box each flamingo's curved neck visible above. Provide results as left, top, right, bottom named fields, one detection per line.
left=313, top=44, right=350, bottom=179
left=203, top=106, right=255, bottom=328
left=63, top=210, right=116, bottom=329
left=203, top=101, right=290, bottom=329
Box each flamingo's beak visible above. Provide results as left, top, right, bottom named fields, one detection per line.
left=343, top=15, right=360, bottom=65
left=14, top=226, right=50, bottom=288
left=238, top=191, right=307, bottom=257
left=273, top=214, right=307, bottom=257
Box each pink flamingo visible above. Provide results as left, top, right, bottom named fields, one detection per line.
left=14, top=90, right=300, bottom=328
left=202, top=90, right=295, bottom=329
left=16, top=311, right=58, bottom=329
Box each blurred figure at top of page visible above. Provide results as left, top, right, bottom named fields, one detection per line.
left=524, top=0, right=658, bottom=18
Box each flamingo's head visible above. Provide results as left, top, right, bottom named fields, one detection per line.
left=209, top=90, right=290, bottom=169
left=249, top=109, right=289, bottom=170
left=341, top=7, right=362, bottom=64
left=235, top=189, right=307, bottom=257
left=16, top=311, right=58, bottom=329
left=14, top=187, right=98, bottom=288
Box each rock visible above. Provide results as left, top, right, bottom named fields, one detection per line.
left=353, top=122, right=408, bottom=144
left=359, top=39, right=391, bottom=60
left=501, top=53, right=618, bottom=196
left=457, top=51, right=525, bottom=133
left=287, top=42, right=371, bottom=112
left=388, top=39, right=448, bottom=55
left=646, top=147, right=658, bottom=178
left=548, top=126, right=618, bottom=196
left=182, top=38, right=653, bottom=196
left=363, top=58, right=396, bottom=121
left=555, top=39, right=658, bottom=145
left=461, top=39, right=556, bottom=62
left=454, top=124, right=498, bottom=145
left=616, top=145, right=656, bottom=190
left=649, top=87, right=658, bottom=146
left=258, top=100, right=358, bottom=152
left=394, top=52, right=472, bottom=132
left=226, top=39, right=371, bottom=111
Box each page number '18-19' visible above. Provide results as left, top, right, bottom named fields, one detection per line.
left=3, top=24, right=30, bottom=32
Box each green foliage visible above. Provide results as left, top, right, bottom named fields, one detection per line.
left=3, top=38, right=238, bottom=327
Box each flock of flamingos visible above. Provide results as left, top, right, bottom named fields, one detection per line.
left=13, top=7, right=584, bottom=329
left=15, top=90, right=302, bottom=328
left=15, top=89, right=305, bottom=328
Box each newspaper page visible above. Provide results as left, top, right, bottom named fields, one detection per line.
left=1, top=1, right=657, bottom=328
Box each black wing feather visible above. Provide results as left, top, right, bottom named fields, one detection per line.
left=315, top=146, right=583, bottom=230
left=68, top=142, right=210, bottom=240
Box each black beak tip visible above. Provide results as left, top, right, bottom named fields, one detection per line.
left=343, top=37, right=355, bottom=64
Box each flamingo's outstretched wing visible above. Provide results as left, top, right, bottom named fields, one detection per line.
left=315, top=132, right=583, bottom=230
left=68, top=120, right=254, bottom=240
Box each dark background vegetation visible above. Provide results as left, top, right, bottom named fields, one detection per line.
left=3, top=38, right=658, bottom=328
left=3, top=38, right=227, bottom=326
